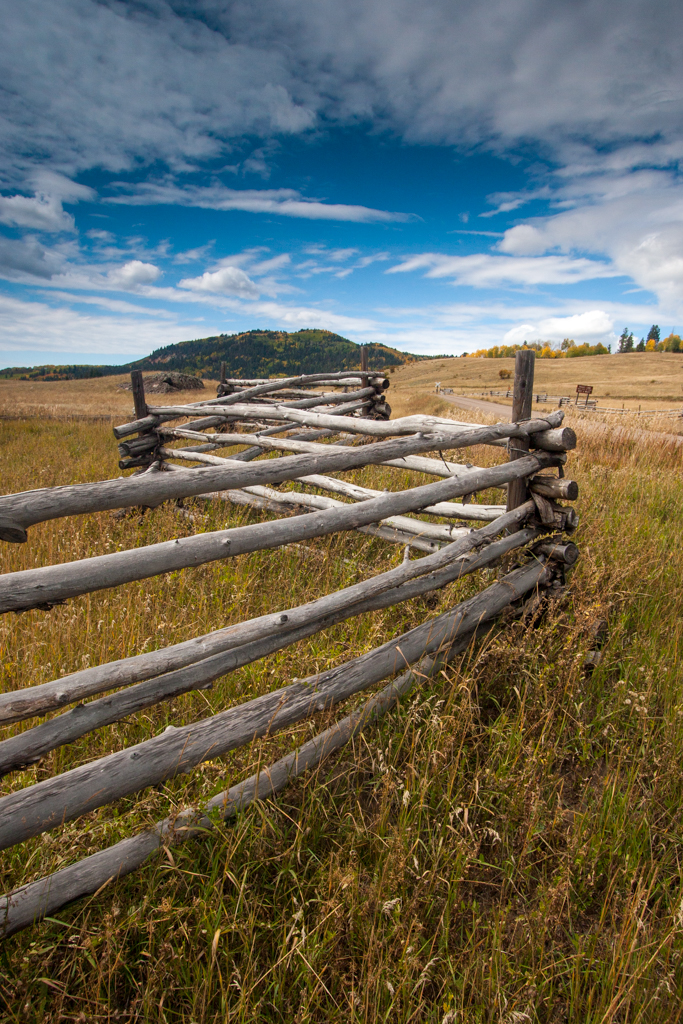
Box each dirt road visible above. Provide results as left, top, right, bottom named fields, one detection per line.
left=439, top=392, right=683, bottom=446
left=439, top=394, right=511, bottom=418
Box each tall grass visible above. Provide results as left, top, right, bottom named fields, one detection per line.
left=0, top=416, right=682, bottom=1022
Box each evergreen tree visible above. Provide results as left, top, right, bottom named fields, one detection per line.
left=636, top=338, right=645, bottom=352
left=618, top=328, right=634, bottom=353
left=647, top=325, right=660, bottom=342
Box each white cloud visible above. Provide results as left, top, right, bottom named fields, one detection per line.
left=3, top=0, right=683, bottom=183
left=0, top=172, right=94, bottom=232
left=106, top=260, right=162, bottom=290
left=502, top=310, right=615, bottom=345
left=108, top=182, right=410, bottom=223
left=0, top=293, right=204, bottom=361
left=42, top=291, right=177, bottom=319
left=173, top=242, right=215, bottom=264
left=178, top=265, right=260, bottom=298
left=387, top=252, right=617, bottom=287
left=496, top=166, right=683, bottom=312
left=0, top=235, right=66, bottom=281
left=86, top=229, right=115, bottom=243
left=0, top=193, right=75, bottom=233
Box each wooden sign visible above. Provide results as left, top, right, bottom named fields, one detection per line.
left=576, top=384, right=593, bottom=395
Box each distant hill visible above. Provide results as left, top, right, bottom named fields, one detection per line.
left=0, top=329, right=437, bottom=381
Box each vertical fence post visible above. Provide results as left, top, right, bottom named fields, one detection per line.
left=130, top=370, right=147, bottom=420
left=360, top=346, right=369, bottom=373
left=506, top=349, right=535, bottom=512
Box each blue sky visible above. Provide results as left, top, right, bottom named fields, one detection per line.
left=1, top=0, right=682, bottom=366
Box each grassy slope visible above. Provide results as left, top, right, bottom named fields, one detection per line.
left=390, top=351, right=683, bottom=409
left=0, top=395, right=682, bottom=1021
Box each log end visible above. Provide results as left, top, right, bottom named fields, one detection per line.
left=560, top=427, right=577, bottom=451
left=0, top=518, right=28, bottom=544
left=530, top=426, right=577, bottom=452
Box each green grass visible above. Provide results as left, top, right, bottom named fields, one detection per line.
left=0, top=418, right=683, bottom=1022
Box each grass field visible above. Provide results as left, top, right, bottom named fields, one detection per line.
left=1, top=352, right=683, bottom=423
left=389, top=352, right=683, bottom=412
left=0, top=375, right=220, bottom=423
left=1, top=387, right=683, bottom=1022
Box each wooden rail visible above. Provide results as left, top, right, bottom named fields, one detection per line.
left=0, top=354, right=580, bottom=936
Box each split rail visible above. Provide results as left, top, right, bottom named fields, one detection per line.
left=0, top=350, right=579, bottom=936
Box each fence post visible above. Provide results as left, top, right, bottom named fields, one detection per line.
left=360, top=346, right=369, bottom=373
left=506, top=349, right=535, bottom=511
left=130, top=370, right=147, bottom=420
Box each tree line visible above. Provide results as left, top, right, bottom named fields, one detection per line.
left=617, top=325, right=682, bottom=352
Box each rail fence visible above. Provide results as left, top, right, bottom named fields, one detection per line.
left=474, top=388, right=683, bottom=417
left=0, top=350, right=579, bottom=936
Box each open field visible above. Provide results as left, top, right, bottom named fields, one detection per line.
left=1, top=395, right=683, bottom=1022
left=0, top=375, right=221, bottom=423
left=389, top=352, right=683, bottom=412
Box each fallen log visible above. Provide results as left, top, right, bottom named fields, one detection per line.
left=0, top=452, right=559, bottom=611
left=0, top=559, right=550, bottom=851
left=0, top=502, right=534, bottom=725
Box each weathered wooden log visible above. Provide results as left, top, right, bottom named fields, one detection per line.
left=161, top=446, right=502, bottom=518
left=533, top=539, right=579, bottom=565
left=251, top=386, right=376, bottom=410
left=142, top=406, right=571, bottom=448
left=220, top=374, right=389, bottom=388
left=0, top=637, right=466, bottom=937
left=0, top=502, right=534, bottom=726
left=112, top=374, right=386, bottom=438
left=0, top=527, right=540, bottom=775
left=160, top=439, right=496, bottom=490
left=0, top=422, right=561, bottom=542
left=294, top=473, right=506, bottom=521
left=0, top=558, right=550, bottom=851
left=160, top=410, right=573, bottom=451
left=529, top=475, right=579, bottom=501
left=215, top=488, right=441, bottom=552
left=0, top=452, right=558, bottom=611
left=507, top=349, right=535, bottom=511
left=121, top=404, right=567, bottom=444
left=236, top=485, right=472, bottom=542
left=130, top=370, right=148, bottom=420
left=169, top=438, right=498, bottom=484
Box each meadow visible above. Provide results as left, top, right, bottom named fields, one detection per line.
left=0, top=373, right=682, bottom=1022
left=389, top=351, right=683, bottom=412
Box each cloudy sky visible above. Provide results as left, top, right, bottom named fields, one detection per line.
left=1, top=0, right=682, bottom=365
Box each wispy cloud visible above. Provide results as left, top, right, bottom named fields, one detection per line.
left=107, top=182, right=411, bottom=223
left=387, top=252, right=618, bottom=288
left=0, top=293, right=200, bottom=360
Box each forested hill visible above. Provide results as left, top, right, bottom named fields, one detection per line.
left=130, top=330, right=414, bottom=377
left=0, top=330, right=421, bottom=381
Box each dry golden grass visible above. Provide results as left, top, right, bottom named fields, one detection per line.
left=389, top=352, right=683, bottom=410
left=0, top=375, right=220, bottom=422
left=1, top=388, right=683, bottom=1022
